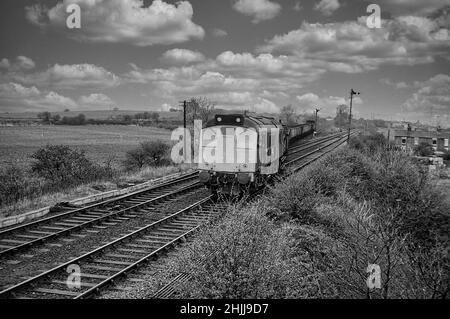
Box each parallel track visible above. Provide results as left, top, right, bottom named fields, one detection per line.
left=0, top=197, right=231, bottom=299
left=0, top=172, right=200, bottom=257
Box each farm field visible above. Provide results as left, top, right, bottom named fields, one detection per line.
left=0, top=110, right=183, bottom=121
left=0, top=125, right=173, bottom=169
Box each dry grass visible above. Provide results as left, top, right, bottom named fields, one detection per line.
left=0, top=164, right=191, bottom=219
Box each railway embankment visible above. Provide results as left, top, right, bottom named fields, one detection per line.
left=122, top=134, right=449, bottom=299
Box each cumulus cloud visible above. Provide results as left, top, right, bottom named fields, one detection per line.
left=11, top=63, right=120, bottom=90
left=216, top=51, right=284, bottom=73
left=159, top=103, right=173, bottom=112
left=402, top=74, right=450, bottom=124
left=124, top=49, right=328, bottom=112
left=161, top=49, right=205, bottom=65
left=314, top=0, right=340, bottom=16
left=232, top=0, right=281, bottom=23
left=0, top=56, right=35, bottom=71
left=253, top=97, right=280, bottom=113
left=0, top=82, right=77, bottom=111
left=375, top=0, right=449, bottom=16
left=380, top=78, right=410, bottom=89
left=25, top=0, right=205, bottom=46
left=296, top=93, right=362, bottom=117
left=78, top=93, right=113, bottom=108
left=258, top=16, right=450, bottom=73
left=211, top=28, right=228, bottom=37
left=293, top=2, right=302, bottom=11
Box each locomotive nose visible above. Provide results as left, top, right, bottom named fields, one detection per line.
left=237, top=173, right=251, bottom=185
left=199, top=171, right=211, bottom=183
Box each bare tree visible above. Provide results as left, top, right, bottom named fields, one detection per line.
left=280, top=104, right=296, bottom=125
left=187, top=96, right=216, bottom=125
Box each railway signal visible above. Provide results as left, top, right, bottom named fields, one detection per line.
left=314, top=108, right=320, bottom=132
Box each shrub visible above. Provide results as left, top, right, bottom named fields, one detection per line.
left=414, top=142, right=434, bottom=157
left=349, top=133, right=389, bottom=154
left=0, top=165, right=41, bottom=207
left=174, top=205, right=308, bottom=298
left=59, top=113, right=86, bottom=125
left=31, top=145, right=114, bottom=186
left=123, top=140, right=171, bottom=170
left=443, top=151, right=450, bottom=161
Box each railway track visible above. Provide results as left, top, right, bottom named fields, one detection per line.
left=0, top=131, right=357, bottom=299
left=0, top=172, right=201, bottom=257
left=151, top=130, right=358, bottom=299
left=0, top=196, right=231, bottom=299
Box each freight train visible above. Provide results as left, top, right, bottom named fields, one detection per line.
left=197, top=113, right=314, bottom=195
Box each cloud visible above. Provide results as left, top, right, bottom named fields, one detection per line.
left=159, top=103, right=173, bottom=112
left=374, top=0, right=449, bottom=16
left=10, top=63, right=120, bottom=90
left=379, top=78, right=410, bottom=89
left=314, top=0, right=340, bottom=16
left=161, top=49, right=205, bottom=65
left=253, top=98, right=280, bottom=113
left=78, top=93, right=114, bottom=108
left=402, top=74, right=450, bottom=124
left=232, top=0, right=281, bottom=23
left=0, top=56, right=35, bottom=71
left=25, top=0, right=205, bottom=46
left=0, top=82, right=77, bottom=111
left=211, top=28, right=228, bottom=37
left=296, top=93, right=362, bottom=117
left=124, top=49, right=329, bottom=112
left=258, top=16, right=450, bottom=73
left=293, top=2, right=302, bottom=11
left=216, top=51, right=284, bottom=73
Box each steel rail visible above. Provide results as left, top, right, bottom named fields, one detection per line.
left=0, top=179, right=202, bottom=257
left=0, top=171, right=198, bottom=237
left=0, top=195, right=213, bottom=298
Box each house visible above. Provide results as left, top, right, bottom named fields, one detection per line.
left=389, top=125, right=450, bottom=153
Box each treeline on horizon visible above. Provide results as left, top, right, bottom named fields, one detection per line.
left=36, top=111, right=182, bottom=129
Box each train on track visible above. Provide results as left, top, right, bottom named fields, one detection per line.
left=198, top=113, right=315, bottom=195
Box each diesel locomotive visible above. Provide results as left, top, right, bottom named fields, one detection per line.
left=197, top=113, right=314, bottom=195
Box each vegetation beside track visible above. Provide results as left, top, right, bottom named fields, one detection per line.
left=0, top=140, right=187, bottom=218
left=167, top=133, right=449, bottom=299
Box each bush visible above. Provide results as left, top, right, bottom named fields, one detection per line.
left=31, top=145, right=114, bottom=186
left=59, top=113, right=86, bottom=125
left=414, top=142, right=434, bottom=157
left=123, top=140, right=171, bottom=170
left=349, top=133, right=389, bottom=154
left=0, top=165, right=42, bottom=207
left=174, top=205, right=308, bottom=298
left=443, top=151, right=450, bottom=161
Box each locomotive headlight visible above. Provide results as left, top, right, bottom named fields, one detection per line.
left=217, top=117, right=222, bottom=122
left=237, top=173, right=250, bottom=185
left=236, top=117, right=241, bottom=123
left=199, top=171, right=211, bottom=183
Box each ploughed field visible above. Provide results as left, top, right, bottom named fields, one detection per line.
left=0, top=125, right=172, bottom=168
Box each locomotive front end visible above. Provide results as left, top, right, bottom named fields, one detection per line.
left=198, top=114, right=258, bottom=195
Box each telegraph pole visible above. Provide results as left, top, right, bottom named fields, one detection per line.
left=348, top=89, right=360, bottom=142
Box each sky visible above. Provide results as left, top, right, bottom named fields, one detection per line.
left=0, top=0, right=449, bottom=127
